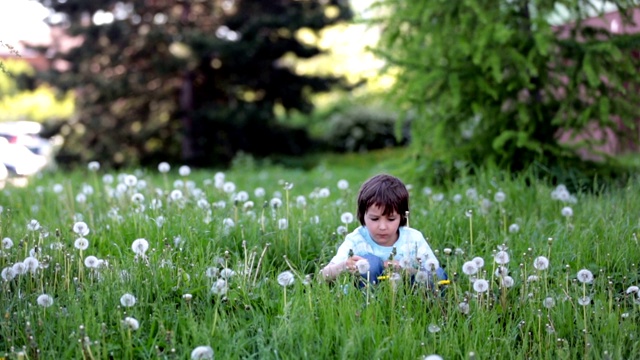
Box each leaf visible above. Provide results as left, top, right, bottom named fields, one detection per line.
left=492, top=130, right=518, bottom=151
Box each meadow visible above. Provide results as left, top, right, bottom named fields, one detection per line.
left=0, top=152, right=639, bottom=360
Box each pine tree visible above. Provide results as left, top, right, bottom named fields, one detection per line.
left=33, top=0, right=352, bottom=167
left=371, top=0, right=640, bottom=184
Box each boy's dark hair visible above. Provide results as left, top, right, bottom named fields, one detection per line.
left=356, top=174, right=409, bottom=226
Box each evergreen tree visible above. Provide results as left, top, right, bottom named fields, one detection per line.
left=33, top=0, right=352, bottom=167
left=371, top=1, right=640, bottom=184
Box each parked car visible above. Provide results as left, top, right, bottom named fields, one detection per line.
left=0, top=121, right=61, bottom=176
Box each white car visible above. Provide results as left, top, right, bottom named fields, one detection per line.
left=0, top=138, right=48, bottom=176
left=0, top=121, right=59, bottom=176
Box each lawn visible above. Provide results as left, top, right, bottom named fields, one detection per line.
left=0, top=149, right=639, bottom=359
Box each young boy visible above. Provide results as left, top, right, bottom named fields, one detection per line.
left=321, top=174, right=446, bottom=285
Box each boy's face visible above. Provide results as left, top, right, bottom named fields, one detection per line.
left=364, top=204, right=400, bottom=246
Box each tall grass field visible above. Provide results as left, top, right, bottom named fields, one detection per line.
left=0, top=155, right=639, bottom=360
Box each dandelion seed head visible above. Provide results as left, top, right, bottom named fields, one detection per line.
left=84, top=255, right=100, bottom=268
left=422, top=355, right=443, bottom=360
left=340, top=212, right=354, bottom=224
left=625, top=285, right=639, bottom=294
left=578, top=296, right=591, bottom=306
left=170, top=189, right=183, bottom=201
left=158, top=162, right=171, bottom=173
left=122, top=317, right=139, bottom=330
left=318, top=188, right=330, bottom=198
left=473, top=279, right=489, bottom=293
left=120, top=293, right=137, bottom=307
left=277, top=218, right=288, bottom=230
left=356, top=259, right=370, bottom=274
left=501, top=276, right=514, bottom=288
left=27, top=219, right=41, bottom=231
left=131, top=238, right=149, bottom=255
left=533, top=256, right=550, bottom=271
left=277, top=271, right=295, bottom=286
left=178, top=165, right=191, bottom=177
left=190, top=345, right=214, bottom=360
left=462, top=261, right=478, bottom=275
left=543, top=297, right=556, bottom=309
left=220, top=268, right=235, bottom=279
left=427, top=324, right=441, bottom=333
left=472, top=256, right=485, bottom=268
left=254, top=187, right=265, bottom=197
left=1, top=237, right=13, bottom=249
left=494, top=251, right=510, bottom=265
left=337, top=179, right=349, bottom=190
left=458, top=302, right=470, bottom=315
left=37, top=294, right=54, bottom=307
left=494, top=191, right=506, bottom=203
left=223, top=181, right=236, bottom=193
left=211, top=279, right=228, bottom=295
left=123, top=174, right=137, bottom=187
left=508, top=223, right=520, bottom=233
left=74, top=237, right=89, bottom=251
left=1, top=267, right=16, bottom=281
left=87, top=161, right=100, bottom=172
left=577, top=269, right=594, bottom=284
left=561, top=206, right=573, bottom=217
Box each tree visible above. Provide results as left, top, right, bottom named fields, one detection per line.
left=33, top=0, right=353, bottom=168
left=370, top=1, right=640, bottom=184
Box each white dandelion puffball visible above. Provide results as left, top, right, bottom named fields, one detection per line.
left=423, top=355, right=444, bottom=360
left=577, top=269, right=594, bottom=284
left=473, top=279, right=489, bottom=293
left=254, top=187, right=266, bottom=197
left=494, top=251, right=510, bottom=265
left=37, top=294, right=54, bottom=307
left=211, top=279, right=228, bottom=295
left=123, top=317, right=140, bottom=330
left=205, top=267, right=219, bottom=278
left=74, top=237, right=89, bottom=251
left=423, top=187, right=433, bottom=196
left=131, top=238, right=149, bottom=255
left=508, top=223, right=520, bottom=233
left=170, top=189, right=183, bottom=201
left=1, top=267, right=16, bottom=281
left=336, top=225, right=348, bottom=235
left=626, top=286, right=639, bottom=294
left=277, top=271, right=295, bottom=287
left=191, top=345, right=214, bottom=360
left=120, top=293, right=137, bottom=307
left=2, top=237, right=13, bottom=249
left=578, top=296, right=591, bottom=306
left=124, top=174, right=137, bottom=187
left=494, top=191, right=506, bottom=203
left=277, top=218, right=288, bottom=230
left=340, top=212, right=354, bottom=224
left=178, top=165, right=191, bottom=177
left=158, top=162, right=171, bottom=173
left=533, top=256, right=550, bottom=271
left=561, top=206, right=573, bottom=217
left=337, top=179, right=349, bottom=190
left=543, top=297, right=556, bottom=309
left=462, top=261, right=478, bottom=275
left=223, top=181, right=236, bottom=193
left=220, top=268, right=235, bottom=279
left=427, top=324, right=441, bottom=333
left=500, top=276, right=514, bottom=288
left=356, top=259, right=370, bottom=274
left=84, top=255, right=100, bottom=268
left=423, top=257, right=439, bottom=272
left=12, top=262, right=27, bottom=275
left=472, top=256, right=485, bottom=269
left=87, top=161, right=100, bottom=171
left=270, top=197, right=282, bottom=209
left=72, top=221, right=90, bottom=236
left=27, top=219, right=41, bottom=231
left=23, top=257, right=39, bottom=273
left=458, top=302, right=470, bottom=315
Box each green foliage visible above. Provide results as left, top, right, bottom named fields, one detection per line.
left=370, top=0, right=640, bottom=184
left=322, top=105, right=410, bottom=152
left=32, top=0, right=354, bottom=168
left=0, top=162, right=639, bottom=359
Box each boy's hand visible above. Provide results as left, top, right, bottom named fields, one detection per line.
left=345, top=255, right=364, bottom=274
left=384, top=260, right=400, bottom=271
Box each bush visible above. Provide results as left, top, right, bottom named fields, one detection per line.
left=323, top=106, right=410, bottom=152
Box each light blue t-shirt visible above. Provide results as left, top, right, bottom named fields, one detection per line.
left=329, top=226, right=440, bottom=271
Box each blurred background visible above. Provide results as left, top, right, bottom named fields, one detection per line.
left=2, top=0, right=640, bottom=188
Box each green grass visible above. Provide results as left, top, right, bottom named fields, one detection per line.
left=0, top=152, right=639, bottom=360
